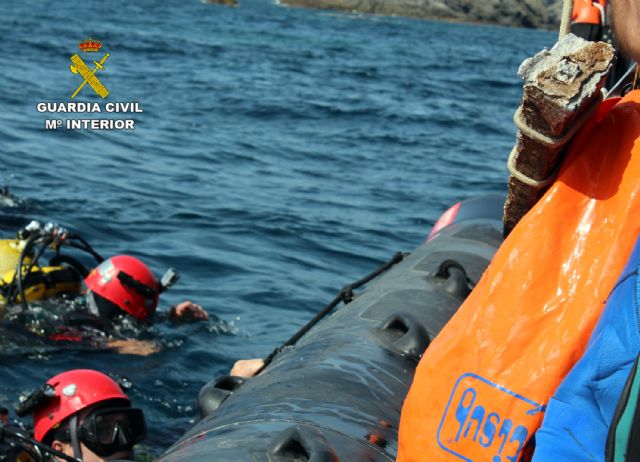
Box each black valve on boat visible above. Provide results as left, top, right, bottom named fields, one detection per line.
left=379, top=313, right=430, bottom=363
left=268, top=425, right=339, bottom=462
left=197, top=375, right=246, bottom=418
left=433, top=259, right=474, bottom=299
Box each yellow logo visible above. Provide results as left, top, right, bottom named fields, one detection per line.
left=69, top=37, right=110, bottom=99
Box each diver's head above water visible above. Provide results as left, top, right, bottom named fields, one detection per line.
left=26, top=369, right=146, bottom=462
left=84, top=255, right=162, bottom=323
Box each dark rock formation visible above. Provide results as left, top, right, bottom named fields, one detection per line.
left=205, top=0, right=238, bottom=6
left=280, top=0, right=565, bottom=29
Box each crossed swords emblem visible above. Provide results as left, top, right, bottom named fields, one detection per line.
left=69, top=53, right=110, bottom=99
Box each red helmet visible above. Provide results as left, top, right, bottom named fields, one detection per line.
left=84, top=255, right=160, bottom=321
left=33, top=369, right=130, bottom=442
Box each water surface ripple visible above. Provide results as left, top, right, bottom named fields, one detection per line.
left=0, top=0, right=553, bottom=455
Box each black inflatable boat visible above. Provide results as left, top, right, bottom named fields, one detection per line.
left=157, top=194, right=505, bottom=462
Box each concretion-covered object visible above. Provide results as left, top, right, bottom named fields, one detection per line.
left=503, top=33, right=614, bottom=235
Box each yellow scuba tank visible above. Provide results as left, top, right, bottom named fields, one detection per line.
left=0, top=239, right=30, bottom=276
left=0, top=239, right=82, bottom=306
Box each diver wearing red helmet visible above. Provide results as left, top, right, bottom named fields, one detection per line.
left=84, top=255, right=206, bottom=323
left=0, top=223, right=208, bottom=355
left=32, top=254, right=209, bottom=356
left=68, top=255, right=208, bottom=355
left=13, top=369, right=146, bottom=462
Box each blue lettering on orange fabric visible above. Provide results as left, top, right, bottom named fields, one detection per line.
left=436, top=373, right=545, bottom=462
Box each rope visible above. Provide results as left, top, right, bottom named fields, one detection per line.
left=508, top=91, right=603, bottom=188
left=508, top=0, right=611, bottom=189
left=507, top=146, right=559, bottom=188
left=605, top=63, right=639, bottom=98
left=593, top=1, right=605, bottom=25
left=256, top=251, right=407, bottom=374
left=559, top=0, right=574, bottom=39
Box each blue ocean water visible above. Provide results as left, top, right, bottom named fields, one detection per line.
left=0, top=0, right=554, bottom=456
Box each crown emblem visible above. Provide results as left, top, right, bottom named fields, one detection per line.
left=78, top=37, right=102, bottom=53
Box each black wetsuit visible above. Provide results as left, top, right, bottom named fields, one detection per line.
left=3, top=296, right=149, bottom=350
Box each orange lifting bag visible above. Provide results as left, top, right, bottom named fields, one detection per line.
left=397, top=90, right=640, bottom=462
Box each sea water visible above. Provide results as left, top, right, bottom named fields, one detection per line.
left=0, top=0, right=553, bottom=456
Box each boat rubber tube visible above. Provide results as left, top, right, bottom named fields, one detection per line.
left=398, top=90, right=640, bottom=462
left=156, top=194, right=504, bottom=462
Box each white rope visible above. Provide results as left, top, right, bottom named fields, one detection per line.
left=507, top=146, right=559, bottom=188
left=513, top=92, right=603, bottom=148
left=593, top=2, right=606, bottom=25
left=559, top=0, right=574, bottom=39
left=508, top=91, right=603, bottom=188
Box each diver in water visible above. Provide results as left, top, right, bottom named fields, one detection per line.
left=3, top=369, right=146, bottom=462
left=62, top=254, right=208, bottom=355
left=0, top=221, right=208, bottom=355
left=0, top=186, right=19, bottom=208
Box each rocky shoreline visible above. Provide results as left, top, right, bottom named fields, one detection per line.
left=280, top=0, right=564, bottom=29
left=205, top=0, right=238, bottom=6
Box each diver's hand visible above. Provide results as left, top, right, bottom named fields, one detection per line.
left=108, top=339, right=161, bottom=356
left=169, top=301, right=209, bottom=321
left=230, top=358, right=265, bottom=378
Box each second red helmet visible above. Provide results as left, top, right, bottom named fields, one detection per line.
left=32, top=369, right=130, bottom=442
left=84, top=255, right=160, bottom=321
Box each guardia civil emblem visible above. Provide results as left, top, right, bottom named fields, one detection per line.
left=69, top=37, right=110, bottom=99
